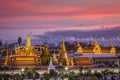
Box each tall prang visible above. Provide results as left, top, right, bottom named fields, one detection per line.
left=58, top=37, right=69, bottom=66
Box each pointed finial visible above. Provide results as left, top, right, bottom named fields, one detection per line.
left=61, top=36, right=66, bottom=53
left=43, top=43, right=50, bottom=56
left=109, top=41, right=114, bottom=48
left=48, top=57, right=55, bottom=69
left=77, top=40, right=80, bottom=47
left=53, top=50, right=58, bottom=63
left=26, top=34, right=32, bottom=48
left=62, top=36, right=64, bottom=42
left=25, top=34, right=34, bottom=56
left=4, top=49, right=9, bottom=66
left=93, top=39, right=98, bottom=46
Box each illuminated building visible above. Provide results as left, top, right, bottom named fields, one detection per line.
left=9, top=35, right=40, bottom=68
left=76, top=39, right=116, bottom=54
left=2, top=35, right=119, bottom=69
left=74, top=39, right=118, bottom=67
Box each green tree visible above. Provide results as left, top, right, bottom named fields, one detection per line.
left=43, top=72, right=50, bottom=80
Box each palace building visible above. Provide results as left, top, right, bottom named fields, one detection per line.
left=74, top=40, right=118, bottom=67
left=76, top=39, right=116, bottom=54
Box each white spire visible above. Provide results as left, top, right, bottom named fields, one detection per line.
left=48, top=57, right=55, bottom=69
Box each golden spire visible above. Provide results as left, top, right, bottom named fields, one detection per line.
left=77, top=40, right=80, bottom=47
left=93, top=39, right=98, bottom=46
left=76, top=40, right=83, bottom=53
left=61, top=37, right=68, bottom=58
left=109, top=41, right=116, bottom=53
left=26, top=35, right=32, bottom=48
left=61, top=37, right=66, bottom=53
left=53, top=50, right=58, bottom=63
left=4, top=49, right=9, bottom=66
left=109, top=41, right=114, bottom=48
left=43, top=43, right=50, bottom=56
left=25, top=35, right=33, bottom=56
left=93, top=39, right=101, bottom=53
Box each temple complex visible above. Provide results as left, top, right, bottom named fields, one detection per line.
left=1, top=35, right=119, bottom=69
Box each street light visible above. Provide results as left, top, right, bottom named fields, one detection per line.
left=65, top=67, right=68, bottom=71
left=63, top=78, right=68, bottom=80
left=65, top=66, right=69, bottom=76
left=21, top=68, right=25, bottom=72
left=116, top=54, right=120, bottom=70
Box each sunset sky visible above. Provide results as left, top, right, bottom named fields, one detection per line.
left=0, top=0, right=120, bottom=45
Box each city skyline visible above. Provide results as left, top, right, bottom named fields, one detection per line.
left=0, top=0, right=120, bottom=45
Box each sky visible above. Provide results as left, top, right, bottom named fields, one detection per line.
left=0, top=0, right=120, bottom=45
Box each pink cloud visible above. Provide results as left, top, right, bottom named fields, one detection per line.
left=0, top=0, right=120, bottom=30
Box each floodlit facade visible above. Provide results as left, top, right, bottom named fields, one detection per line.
left=1, top=35, right=119, bottom=69
left=76, top=39, right=116, bottom=54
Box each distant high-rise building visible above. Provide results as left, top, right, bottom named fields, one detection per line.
left=18, top=37, right=22, bottom=45
left=0, top=41, right=2, bottom=48
left=4, top=42, right=8, bottom=48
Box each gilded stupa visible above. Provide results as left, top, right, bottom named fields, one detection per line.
left=41, top=43, right=50, bottom=65
left=52, top=50, right=58, bottom=64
